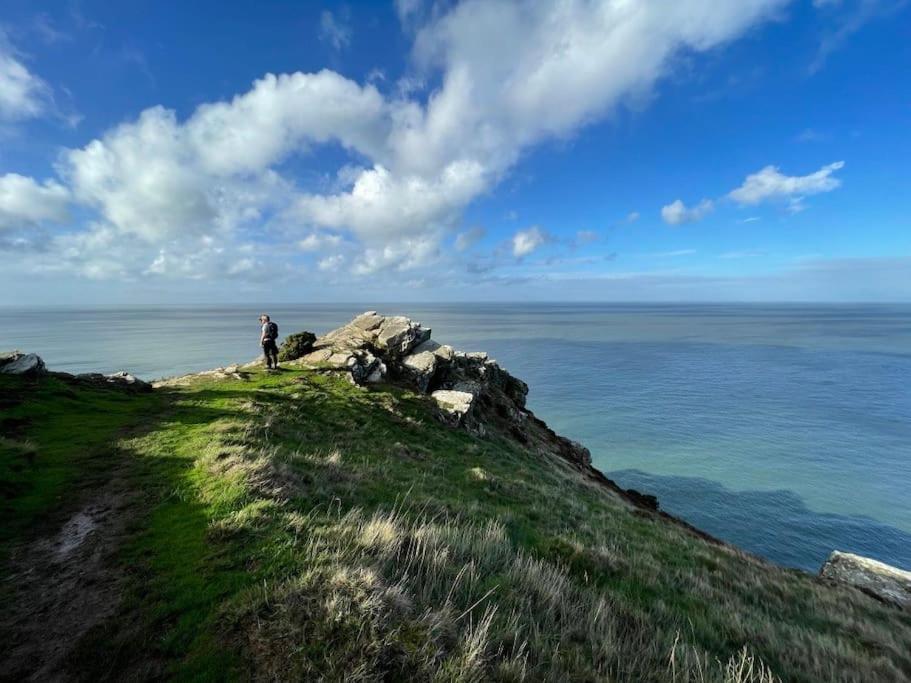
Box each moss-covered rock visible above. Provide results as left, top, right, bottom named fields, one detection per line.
left=278, top=331, right=317, bottom=362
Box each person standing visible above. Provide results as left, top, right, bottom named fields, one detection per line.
left=259, top=314, right=280, bottom=370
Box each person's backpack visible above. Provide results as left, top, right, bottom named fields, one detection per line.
left=267, top=321, right=278, bottom=340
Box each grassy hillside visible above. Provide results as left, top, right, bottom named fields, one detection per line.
left=1, top=367, right=910, bottom=682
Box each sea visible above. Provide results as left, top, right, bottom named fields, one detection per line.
left=1, top=303, right=909, bottom=573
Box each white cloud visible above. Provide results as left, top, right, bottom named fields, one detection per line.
left=0, top=173, right=70, bottom=230
left=661, top=198, right=714, bottom=225
left=0, top=46, right=50, bottom=121
left=289, top=161, right=488, bottom=242
left=298, top=232, right=343, bottom=251
left=317, top=254, right=345, bottom=272
left=319, top=10, right=352, bottom=51
left=1, top=0, right=790, bottom=281
left=512, top=226, right=547, bottom=258
left=186, top=71, right=388, bottom=176
left=352, top=233, right=440, bottom=275
left=626, top=211, right=640, bottom=223
left=455, top=225, right=486, bottom=251
left=61, top=107, right=217, bottom=241
left=728, top=161, right=844, bottom=205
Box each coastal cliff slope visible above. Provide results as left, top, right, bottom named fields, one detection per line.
left=1, top=313, right=910, bottom=682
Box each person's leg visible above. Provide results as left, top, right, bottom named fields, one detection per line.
left=262, top=342, right=272, bottom=369
left=271, top=340, right=280, bottom=368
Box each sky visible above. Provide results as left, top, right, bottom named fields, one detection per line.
left=0, top=0, right=909, bottom=304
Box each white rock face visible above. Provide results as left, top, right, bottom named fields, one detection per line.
left=820, top=551, right=911, bottom=610
left=0, top=351, right=46, bottom=376
left=431, top=390, right=475, bottom=417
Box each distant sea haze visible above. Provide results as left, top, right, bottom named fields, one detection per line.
left=2, top=303, right=909, bottom=572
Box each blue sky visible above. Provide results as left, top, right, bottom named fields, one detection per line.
left=0, top=0, right=909, bottom=304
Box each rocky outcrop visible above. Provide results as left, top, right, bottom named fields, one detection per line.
left=75, top=371, right=152, bottom=392
left=153, top=365, right=247, bottom=387
left=287, top=312, right=591, bottom=469
left=820, top=551, right=911, bottom=610
left=0, top=351, right=154, bottom=391
left=0, top=351, right=47, bottom=376
left=278, top=332, right=317, bottom=363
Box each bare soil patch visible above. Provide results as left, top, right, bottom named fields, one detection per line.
left=0, top=480, right=136, bottom=682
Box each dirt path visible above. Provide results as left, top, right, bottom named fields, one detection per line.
left=0, top=479, right=136, bottom=682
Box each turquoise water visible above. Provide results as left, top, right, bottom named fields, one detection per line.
left=1, top=303, right=909, bottom=572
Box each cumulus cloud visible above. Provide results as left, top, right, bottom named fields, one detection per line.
left=1, top=0, right=789, bottom=281
left=661, top=198, right=714, bottom=225
left=0, top=174, right=70, bottom=230
left=0, top=44, right=50, bottom=121
left=289, top=161, right=488, bottom=242
left=728, top=161, right=845, bottom=205
left=512, top=226, right=547, bottom=258
left=352, top=234, right=441, bottom=275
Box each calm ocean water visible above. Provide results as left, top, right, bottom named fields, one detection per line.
left=1, top=303, right=909, bottom=572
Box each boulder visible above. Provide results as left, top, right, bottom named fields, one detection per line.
left=0, top=351, right=46, bottom=376
left=375, top=316, right=430, bottom=357
left=820, top=551, right=911, bottom=609
left=402, top=351, right=437, bottom=393
left=349, top=311, right=385, bottom=332
left=432, top=390, right=475, bottom=418
left=278, top=331, right=317, bottom=362
left=299, top=348, right=333, bottom=365
left=346, top=350, right=386, bottom=385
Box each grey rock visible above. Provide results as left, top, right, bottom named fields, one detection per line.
left=413, top=339, right=454, bottom=361
left=375, top=316, right=430, bottom=357
left=346, top=350, right=386, bottom=385
left=349, top=311, right=385, bottom=332
left=402, top=351, right=437, bottom=393
left=820, top=551, right=911, bottom=609
left=76, top=370, right=152, bottom=392
left=0, top=351, right=47, bottom=376
left=299, top=348, right=333, bottom=365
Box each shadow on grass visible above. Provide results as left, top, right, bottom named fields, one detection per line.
left=0, top=377, right=253, bottom=680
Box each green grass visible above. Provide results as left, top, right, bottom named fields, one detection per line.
left=0, top=374, right=161, bottom=554
left=2, top=368, right=910, bottom=681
